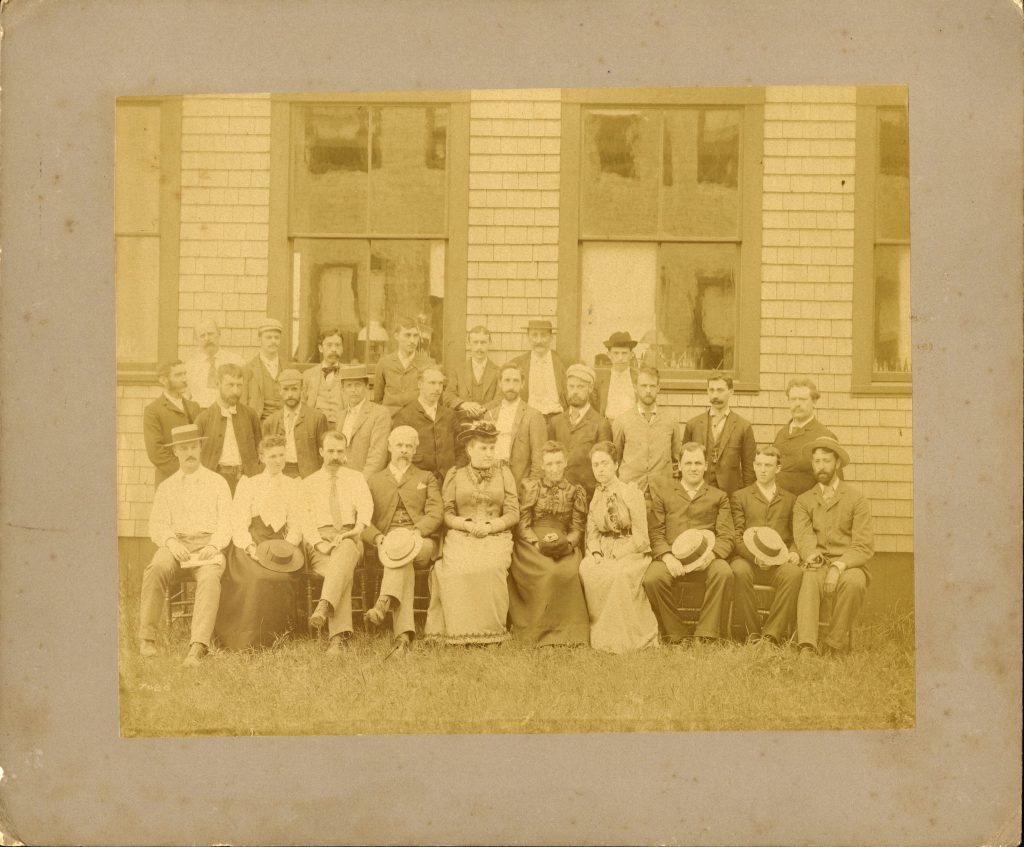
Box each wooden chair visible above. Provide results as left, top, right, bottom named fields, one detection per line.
left=362, top=538, right=438, bottom=635
left=303, top=559, right=370, bottom=636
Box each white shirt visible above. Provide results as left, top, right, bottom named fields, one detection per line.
left=218, top=404, right=242, bottom=465
left=494, top=399, right=520, bottom=462
left=300, top=466, right=374, bottom=546
left=789, top=414, right=817, bottom=435
left=420, top=401, right=438, bottom=421
left=709, top=409, right=730, bottom=440
left=471, top=358, right=487, bottom=383
left=755, top=482, right=778, bottom=502
left=527, top=351, right=562, bottom=415
left=568, top=402, right=591, bottom=427
left=604, top=368, right=636, bottom=421
left=341, top=398, right=366, bottom=444
left=389, top=461, right=409, bottom=485
left=281, top=406, right=299, bottom=463
left=232, top=470, right=301, bottom=549
left=149, top=466, right=232, bottom=550
left=185, top=348, right=244, bottom=409
left=680, top=481, right=702, bottom=500
left=163, top=392, right=185, bottom=412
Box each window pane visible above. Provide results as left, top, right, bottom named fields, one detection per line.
left=660, top=109, right=740, bottom=238
left=656, top=243, right=737, bottom=370
left=290, top=104, right=369, bottom=234
left=116, top=236, right=160, bottom=363
left=874, top=245, right=911, bottom=375
left=369, top=106, right=447, bottom=234
left=876, top=107, right=909, bottom=240
left=371, top=240, right=446, bottom=363
left=291, top=239, right=369, bottom=364
left=580, top=109, right=660, bottom=237
left=579, top=242, right=657, bottom=368
left=115, top=103, right=161, bottom=233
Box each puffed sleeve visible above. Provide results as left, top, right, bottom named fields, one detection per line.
left=517, top=478, right=540, bottom=542
left=585, top=488, right=604, bottom=556
left=494, top=466, right=520, bottom=531
left=568, top=483, right=587, bottom=547
left=623, top=482, right=651, bottom=555
left=442, top=466, right=463, bottom=529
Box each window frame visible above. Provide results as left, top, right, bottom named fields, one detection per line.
left=114, top=96, right=182, bottom=383
left=852, top=85, right=912, bottom=396
left=557, top=87, right=764, bottom=392
left=268, top=91, right=470, bottom=373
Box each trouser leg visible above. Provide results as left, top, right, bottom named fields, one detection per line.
left=642, top=559, right=687, bottom=643
left=825, top=568, right=867, bottom=651
left=314, top=539, right=360, bottom=637
left=796, top=567, right=825, bottom=647
left=139, top=548, right=177, bottom=642
left=763, top=562, right=804, bottom=642
left=190, top=560, right=226, bottom=647
left=694, top=558, right=732, bottom=639
left=388, top=538, right=434, bottom=637
left=728, top=557, right=759, bottom=640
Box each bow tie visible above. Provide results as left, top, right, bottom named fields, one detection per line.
left=322, top=365, right=338, bottom=376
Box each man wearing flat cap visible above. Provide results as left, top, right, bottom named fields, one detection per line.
left=549, top=363, right=613, bottom=502
left=729, top=445, right=803, bottom=643
left=644, top=442, right=736, bottom=643
left=335, top=364, right=392, bottom=478
left=144, top=359, right=201, bottom=488
left=241, top=316, right=288, bottom=423
left=793, top=436, right=874, bottom=656
left=594, top=331, right=639, bottom=420
left=138, top=424, right=232, bottom=667
left=262, top=369, right=329, bottom=479
left=507, top=319, right=569, bottom=424
left=482, top=363, right=548, bottom=484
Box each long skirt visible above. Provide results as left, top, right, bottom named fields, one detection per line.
left=578, top=534, right=659, bottom=654
left=214, top=518, right=301, bottom=650
left=424, top=529, right=513, bottom=645
left=508, top=517, right=590, bottom=646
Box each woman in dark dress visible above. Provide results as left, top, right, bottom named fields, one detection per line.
left=508, top=440, right=590, bottom=646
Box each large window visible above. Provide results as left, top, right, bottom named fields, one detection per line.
left=114, top=97, right=181, bottom=377
left=269, top=96, right=468, bottom=368
left=558, top=89, right=764, bottom=390
left=853, top=87, right=911, bottom=394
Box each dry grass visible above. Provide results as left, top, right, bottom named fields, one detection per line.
left=119, top=608, right=915, bottom=737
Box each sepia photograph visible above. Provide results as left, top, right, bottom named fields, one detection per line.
left=115, top=84, right=915, bottom=736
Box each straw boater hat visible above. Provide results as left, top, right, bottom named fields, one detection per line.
left=801, top=436, right=850, bottom=468
left=254, top=539, right=303, bottom=574
left=671, top=529, right=717, bottom=570
left=166, top=423, right=205, bottom=447
left=566, top=363, right=597, bottom=385
left=603, top=331, right=639, bottom=350
left=742, top=526, right=790, bottom=567
left=377, top=527, right=424, bottom=569
left=336, top=364, right=370, bottom=381
left=457, top=419, right=499, bottom=445
left=277, top=368, right=303, bottom=385
left=523, top=319, right=556, bottom=333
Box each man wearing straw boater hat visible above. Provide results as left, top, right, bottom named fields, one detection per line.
left=334, top=364, right=392, bottom=478
left=729, top=445, right=804, bottom=644
left=548, top=363, right=612, bottom=502
left=793, top=436, right=874, bottom=656
left=644, top=442, right=736, bottom=643
left=261, top=369, right=330, bottom=479
left=138, top=424, right=233, bottom=667
left=361, top=426, right=444, bottom=657
left=594, top=330, right=639, bottom=420
left=507, top=319, right=570, bottom=424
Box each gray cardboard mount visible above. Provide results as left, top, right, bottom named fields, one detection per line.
left=0, top=1, right=1021, bottom=844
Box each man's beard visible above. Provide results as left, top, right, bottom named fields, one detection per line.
left=503, top=391, right=520, bottom=402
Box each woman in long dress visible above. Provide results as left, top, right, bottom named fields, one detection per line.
left=578, top=440, right=659, bottom=653
left=215, top=435, right=304, bottom=649
left=424, top=420, right=519, bottom=645
left=508, top=440, right=590, bottom=646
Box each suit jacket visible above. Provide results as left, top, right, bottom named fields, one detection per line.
left=647, top=476, right=735, bottom=562
left=261, top=403, right=329, bottom=478
left=773, top=417, right=839, bottom=496
left=241, top=355, right=285, bottom=420
left=682, top=410, right=756, bottom=495
left=548, top=406, right=613, bottom=501
left=361, top=465, right=444, bottom=545
left=507, top=350, right=569, bottom=411
left=594, top=367, right=638, bottom=417
left=300, top=365, right=343, bottom=425
left=483, top=398, right=547, bottom=483
left=793, top=481, right=874, bottom=578
left=336, top=400, right=392, bottom=477
left=195, top=402, right=263, bottom=477
left=729, top=483, right=798, bottom=564
left=444, top=357, right=500, bottom=409
left=373, top=351, right=435, bottom=413
left=391, top=401, right=458, bottom=481
left=143, top=394, right=201, bottom=485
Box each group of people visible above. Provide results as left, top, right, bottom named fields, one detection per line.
left=138, top=316, right=874, bottom=666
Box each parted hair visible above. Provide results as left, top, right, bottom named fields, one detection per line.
left=589, top=440, right=619, bottom=464
left=707, top=374, right=734, bottom=389
left=755, top=444, right=783, bottom=464
left=321, top=430, right=348, bottom=448
left=680, top=441, right=707, bottom=458
left=317, top=327, right=345, bottom=344
left=468, top=324, right=491, bottom=338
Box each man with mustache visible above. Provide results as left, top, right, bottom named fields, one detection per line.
left=184, top=319, right=244, bottom=409
left=373, top=318, right=435, bottom=416
left=138, top=424, right=232, bottom=667
left=611, top=366, right=682, bottom=496
left=194, top=363, right=262, bottom=495
left=772, top=377, right=841, bottom=496
left=143, top=359, right=201, bottom=488
left=262, top=369, right=329, bottom=479
left=241, top=317, right=288, bottom=423
left=794, top=437, right=874, bottom=657
left=300, top=431, right=374, bottom=656
left=443, top=324, right=500, bottom=419
left=548, top=363, right=612, bottom=502
left=483, top=364, right=547, bottom=484
left=594, top=331, right=639, bottom=420
left=506, top=319, right=569, bottom=425
left=300, top=327, right=346, bottom=427
left=391, top=366, right=459, bottom=483
left=682, top=375, right=755, bottom=496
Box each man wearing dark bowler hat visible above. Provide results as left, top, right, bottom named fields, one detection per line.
left=262, top=369, right=329, bottom=479
left=506, top=319, right=570, bottom=426
left=594, top=331, right=639, bottom=420
left=548, top=363, right=612, bottom=502
left=195, top=362, right=262, bottom=495
left=335, top=364, right=392, bottom=477
left=794, top=436, right=873, bottom=657
left=144, top=359, right=201, bottom=488
left=300, top=327, right=346, bottom=427
left=682, top=374, right=756, bottom=496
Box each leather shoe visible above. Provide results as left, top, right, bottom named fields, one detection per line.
left=309, top=599, right=331, bottom=632
left=326, top=634, right=350, bottom=656
left=364, top=595, right=392, bottom=628
left=182, top=642, right=207, bottom=668
left=385, top=634, right=412, bottom=661
left=797, top=642, right=818, bottom=657
left=139, top=639, right=158, bottom=658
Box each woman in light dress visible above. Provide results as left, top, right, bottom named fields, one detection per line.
left=578, top=441, right=659, bottom=654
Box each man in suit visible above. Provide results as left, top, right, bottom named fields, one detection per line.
left=143, top=359, right=201, bottom=488
left=483, top=363, right=547, bottom=484
left=300, top=327, right=346, bottom=427
left=184, top=319, right=244, bottom=409
left=548, top=363, right=612, bottom=502
left=444, top=324, right=499, bottom=418
left=361, top=426, right=444, bottom=656
left=335, top=364, right=391, bottom=477
left=241, top=317, right=286, bottom=423
left=729, top=445, right=803, bottom=644
left=794, top=437, right=873, bottom=657
left=773, top=376, right=840, bottom=496
left=644, top=442, right=736, bottom=643
left=594, top=331, right=639, bottom=420
left=612, top=366, right=682, bottom=495
left=391, top=366, right=458, bottom=482
left=262, top=369, right=329, bottom=478
left=194, top=363, right=262, bottom=494
left=373, top=318, right=435, bottom=415
left=507, top=319, right=568, bottom=425
left=682, top=375, right=756, bottom=496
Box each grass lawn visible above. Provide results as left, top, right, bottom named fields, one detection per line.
left=119, top=609, right=915, bottom=737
